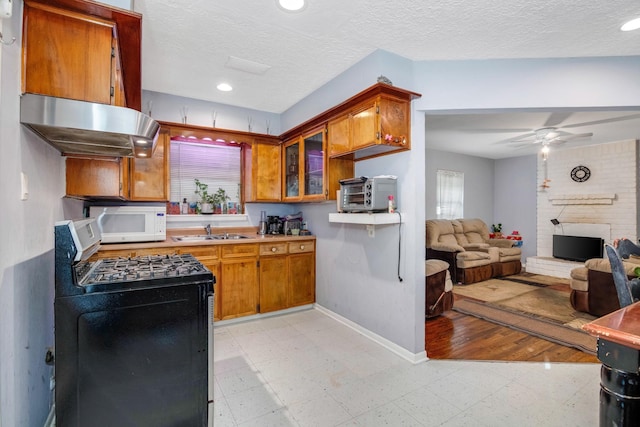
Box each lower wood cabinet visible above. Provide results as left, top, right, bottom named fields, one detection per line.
left=94, top=239, right=314, bottom=322
left=259, top=240, right=315, bottom=313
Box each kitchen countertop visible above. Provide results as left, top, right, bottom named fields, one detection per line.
left=98, top=227, right=315, bottom=251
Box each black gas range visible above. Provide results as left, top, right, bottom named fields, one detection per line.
left=54, top=219, right=214, bottom=427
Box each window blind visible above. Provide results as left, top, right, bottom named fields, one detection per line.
left=170, top=140, right=241, bottom=204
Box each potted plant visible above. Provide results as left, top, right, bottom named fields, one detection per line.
left=194, top=179, right=214, bottom=214
left=491, top=223, right=503, bottom=239
left=212, top=187, right=231, bottom=214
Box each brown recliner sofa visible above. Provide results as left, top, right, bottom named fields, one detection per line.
left=425, top=259, right=454, bottom=318
left=426, top=218, right=522, bottom=285
left=569, top=256, right=640, bottom=317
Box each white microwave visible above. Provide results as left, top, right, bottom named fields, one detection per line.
left=89, top=206, right=166, bottom=243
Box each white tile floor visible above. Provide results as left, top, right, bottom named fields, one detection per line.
left=213, top=309, right=601, bottom=426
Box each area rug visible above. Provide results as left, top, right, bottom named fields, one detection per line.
left=452, top=273, right=598, bottom=354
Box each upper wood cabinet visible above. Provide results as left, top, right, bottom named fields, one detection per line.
left=128, top=130, right=170, bottom=201
left=328, top=92, right=414, bottom=160
left=283, top=126, right=353, bottom=202
left=283, top=83, right=421, bottom=162
left=22, top=0, right=142, bottom=108
left=65, top=130, right=170, bottom=200
left=283, top=127, right=326, bottom=202
left=243, top=137, right=282, bottom=202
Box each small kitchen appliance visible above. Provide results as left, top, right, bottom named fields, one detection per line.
left=339, top=176, right=397, bottom=212
left=268, top=215, right=283, bottom=234
left=283, top=211, right=303, bottom=235
left=88, top=205, right=166, bottom=243
left=54, top=218, right=214, bottom=426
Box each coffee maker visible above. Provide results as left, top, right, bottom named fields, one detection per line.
left=267, top=216, right=283, bottom=234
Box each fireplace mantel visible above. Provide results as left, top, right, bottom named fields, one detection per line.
left=548, top=194, right=617, bottom=205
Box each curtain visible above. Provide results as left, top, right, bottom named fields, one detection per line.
left=436, top=169, right=464, bottom=219
left=170, top=140, right=241, bottom=204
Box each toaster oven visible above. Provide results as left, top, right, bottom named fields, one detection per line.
left=339, top=176, right=397, bottom=212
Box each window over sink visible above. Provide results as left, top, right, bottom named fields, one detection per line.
left=170, top=138, right=241, bottom=212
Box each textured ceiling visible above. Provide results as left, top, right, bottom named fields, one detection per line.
left=132, top=0, right=640, bottom=158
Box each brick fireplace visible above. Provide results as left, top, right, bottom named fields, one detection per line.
left=526, top=139, right=639, bottom=278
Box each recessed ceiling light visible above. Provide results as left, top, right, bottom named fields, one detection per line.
left=277, top=0, right=306, bottom=12
left=217, top=83, right=233, bottom=92
left=621, top=17, right=640, bottom=31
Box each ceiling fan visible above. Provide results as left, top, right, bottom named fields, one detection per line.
left=506, top=126, right=593, bottom=148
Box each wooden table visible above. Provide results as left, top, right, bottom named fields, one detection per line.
left=583, top=302, right=640, bottom=426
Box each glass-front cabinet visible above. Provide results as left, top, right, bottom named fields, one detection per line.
left=283, top=126, right=327, bottom=201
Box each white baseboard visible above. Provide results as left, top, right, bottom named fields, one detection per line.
left=314, top=304, right=428, bottom=364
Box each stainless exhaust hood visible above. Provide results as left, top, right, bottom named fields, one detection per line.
left=20, top=94, right=160, bottom=158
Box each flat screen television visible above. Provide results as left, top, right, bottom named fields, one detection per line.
left=553, top=234, right=604, bottom=262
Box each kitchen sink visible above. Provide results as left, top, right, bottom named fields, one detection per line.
left=172, top=234, right=250, bottom=242
left=171, top=235, right=217, bottom=242
left=211, top=233, right=250, bottom=240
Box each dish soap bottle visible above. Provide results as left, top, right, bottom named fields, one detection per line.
left=388, top=195, right=395, bottom=213
left=181, top=198, right=189, bottom=214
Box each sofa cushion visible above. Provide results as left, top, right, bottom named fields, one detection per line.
left=456, top=251, right=492, bottom=268
left=585, top=257, right=638, bottom=276
left=425, top=259, right=450, bottom=276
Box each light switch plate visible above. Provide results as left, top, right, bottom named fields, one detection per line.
left=21, top=171, right=28, bottom=200
left=0, top=0, right=13, bottom=18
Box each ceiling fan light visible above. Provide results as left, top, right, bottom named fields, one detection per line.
left=621, top=17, right=640, bottom=31
left=541, top=145, right=550, bottom=154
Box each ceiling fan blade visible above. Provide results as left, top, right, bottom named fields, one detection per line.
left=555, top=132, right=593, bottom=142
left=459, top=128, right=534, bottom=133
left=543, top=112, right=572, bottom=127
left=562, top=113, right=640, bottom=128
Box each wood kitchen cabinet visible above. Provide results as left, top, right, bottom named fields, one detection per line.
left=22, top=0, right=143, bottom=110
left=288, top=241, right=316, bottom=307
left=259, top=240, right=315, bottom=312
left=65, top=130, right=170, bottom=200
left=23, top=1, right=121, bottom=106
left=218, top=244, right=259, bottom=320
left=128, top=130, right=170, bottom=201
left=283, top=126, right=353, bottom=202
left=178, top=246, right=221, bottom=320
left=243, top=137, right=282, bottom=202
left=259, top=243, right=289, bottom=313
left=327, top=93, right=414, bottom=160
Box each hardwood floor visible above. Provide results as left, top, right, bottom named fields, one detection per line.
left=425, top=308, right=599, bottom=363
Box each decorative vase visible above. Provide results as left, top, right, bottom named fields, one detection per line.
left=200, top=203, right=213, bottom=214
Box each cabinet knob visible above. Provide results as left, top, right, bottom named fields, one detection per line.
left=300, top=245, right=305, bottom=250
left=271, top=247, right=277, bottom=252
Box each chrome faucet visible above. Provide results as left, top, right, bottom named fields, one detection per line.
left=204, top=224, right=211, bottom=235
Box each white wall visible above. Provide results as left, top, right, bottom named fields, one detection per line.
left=536, top=139, right=639, bottom=256
left=0, top=3, right=72, bottom=426
left=143, top=90, right=282, bottom=136
left=425, top=148, right=495, bottom=221
left=286, top=50, right=427, bottom=356
left=494, top=154, right=538, bottom=261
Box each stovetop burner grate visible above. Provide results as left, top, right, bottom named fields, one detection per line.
left=78, top=253, right=210, bottom=286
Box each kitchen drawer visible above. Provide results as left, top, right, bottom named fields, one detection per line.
left=136, top=247, right=179, bottom=256
left=221, top=243, right=259, bottom=258
left=288, top=240, right=314, bottom=254
left=260, top=242, right=288, bottom=256
left=179, top=245, right=220, bottom=260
